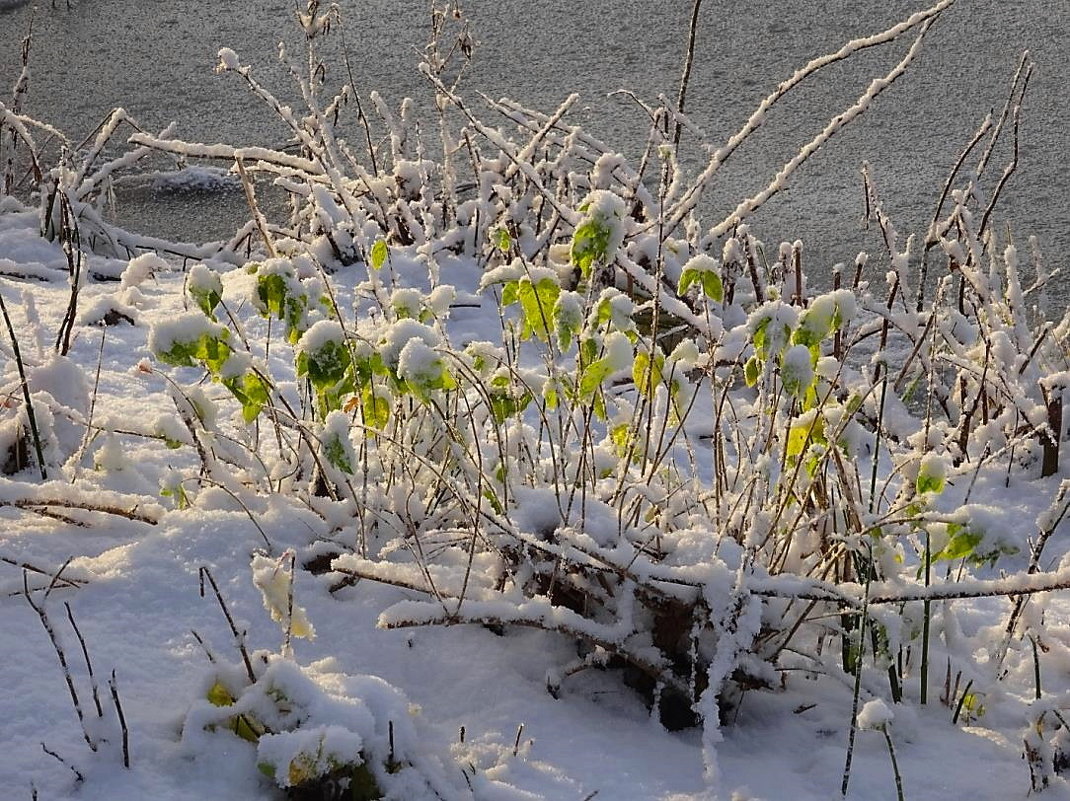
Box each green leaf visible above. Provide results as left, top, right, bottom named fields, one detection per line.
left=752, top=318, right=771, bottom=360
left=916, top=455, right=947, bottom=495
left=492, top=226, right=511, bottom=252
left=257, top=272, right=289, bottom=319
left=752, top=317, right=792, bottom=362
left=933, top=523, right=982, bottom=562
left=793, top=306, right=834, bottom=348
left=489, top=385, right=532, bottom=423
left=231, top=715, right=263, bottom=743
left=678, top=267, right=699, bottom=296
left=206, top=681, right=235, bottom=707
left=160, top=481, right=190, bottom=509
left=543, top=381, right=559, bottom=410
left=786, top=414, right=825, bottom=459
left=633, top=350, right=664, bottom=398
left=223, top=371, right=271, bottom=423
left=744, top=356, right=761, bottom=387
left=255, top=268, right=310, bottom=343
left=157, top=331, right=232, bottom=375
left=571, top=218, right=611, bottom=278
left=371, top=238, right=389, bottom=271
left=780, top=345, right=815, bottom=401
left=324, top=435, right=354, bottom=475
left=360, top=387, right=391, bottom=432
left=678, top=265, right=723, bottom=302
left=297, top=339, right=352, bottom=392
left=516, top=277, right=560, bottom=343
left=580, top=337, right=600, bottom=369
left=189, top=284, right=223, bottom=319
left=351, top=351, right=387, bottom=391
left=610, top=423, right=634, bottom=458
left=701, top=271, right=724, bottom=302
left=579, top=357, right=613, bottom=399
left=501, top=281, right=519, bottom=307
left=916, top=471, right=946, bottom=496
left=552, top=293, right=583, bottom=352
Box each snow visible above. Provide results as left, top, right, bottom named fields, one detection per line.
left=150, top=165, right=239, bottom=194
left=0, top=243, right=1056, bottom=801
left=295, top=319, right=345, bottom=356
left=1, top=191, right=1063, bottom=798
left=3, top=4, right=1070, bottom=798
left=396, top=338, right=445, bottom=387
left=781, top=344, right=815, bottom=395
left=857, top=699, right=895, bottom=731
left=378, top=318, right=440, bottom=370
left=120, top=254, right=165, bottom=290
left=251, top=551, right=316, bottom=643
left=186, top=263, right=223, bottom=297
left=217, top=47, right=241, bottom=72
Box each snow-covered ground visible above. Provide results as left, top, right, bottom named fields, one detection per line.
left=3, top=1, right=1070, bottom=797
left=2, top=191, right=1070, bottom=801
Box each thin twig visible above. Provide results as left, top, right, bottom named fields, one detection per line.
left=108, top=670, right=130, bottom=768
left=64, top=602, right=103, bottom=718
left=23, top=570, right=97, bottom=752
left=673, top=0, right=704, bottom=151
left=41, top=742, right=84, bottom=783
left=198, top=566, right=257, bottom=684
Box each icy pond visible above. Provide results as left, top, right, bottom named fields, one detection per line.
left=1, top=0, right=1068, bottom=303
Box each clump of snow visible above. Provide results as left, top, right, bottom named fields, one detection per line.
left=296, top=319, right=345, bottom=358
left=185, top=656, right=468, bottom=800
left=217, top=47, right=241, bottom=71
left=425, top=285, right=456, bottom=318
left=378, top=318, right=440, bottom=371
left=602, top=331, right=634, bottom=371
left=573, top=189, right=627, bottom=264
left=594, top=287, right=636, bottom=332
left=723, top=238, right=742, bottom=264
left=479, top=258, right=557, bottom=291
left=780, top=344, right=814, bottom=397
left=148, top=312, right=229, bottom=362
left=397, top=339, right=446, bottom=388
left=78, top=295, right=138, bottom=326
left=121, top=253, right=167, bottom=290
left=682, top=253, right=720, bottom=277
left=857, top=698, right=894, bottom=730
left=187, top=262, right=224, bottom=297
left=255, top=725, right=365, bottom=788
left=747, top=301, right=799, bottom=358
left=390, top=287, right=423, bottom=320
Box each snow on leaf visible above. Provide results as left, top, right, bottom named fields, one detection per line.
left=251, top=552, right=316, bottom=641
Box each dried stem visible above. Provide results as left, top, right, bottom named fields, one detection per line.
left=199, top=566, right=257, bottom=684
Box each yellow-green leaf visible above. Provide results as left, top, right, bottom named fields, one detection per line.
left=371, top=239, right=389, bottom=271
